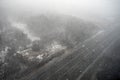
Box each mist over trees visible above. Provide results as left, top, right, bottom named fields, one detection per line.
left=23, top=14, right=99, bottom=47
left=0, top=13, right=100, bottom=80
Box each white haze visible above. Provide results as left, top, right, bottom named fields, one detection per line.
left=1, top=0, right=118, bottom=19
left=0, top=0, right=119, bottom=40
left=10, top=20, right=40, bottom=41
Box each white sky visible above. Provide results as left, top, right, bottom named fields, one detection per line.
left=1, top=0, right=117, bottom=18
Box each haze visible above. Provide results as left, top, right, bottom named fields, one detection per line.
left=1, top=0, right=119, bottom=20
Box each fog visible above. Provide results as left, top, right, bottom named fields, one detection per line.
left=9, top=19, right=40, bottom=41
left=1, top=0, right=119, bottom=20
left=1, top=1, right=120, bottom=80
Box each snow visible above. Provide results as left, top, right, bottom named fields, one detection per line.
left=24, top=52, right=29, bottom=56
left=92, top=49, right=96, bottom=52
left=47, top=41, right=66, bottom=53
left=0, top=46, right=10, bottom=62
left=82, top=44, right=85, bottom=48
left=36, top=54, right=43, bottom=60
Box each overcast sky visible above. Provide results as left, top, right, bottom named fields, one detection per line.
left=0, top=0, right=120, bottom=20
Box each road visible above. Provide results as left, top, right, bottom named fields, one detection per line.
left=18, top=26, right=120, bottom=80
